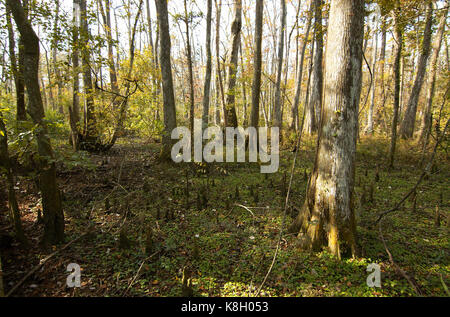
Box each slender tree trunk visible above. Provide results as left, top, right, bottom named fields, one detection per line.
left=69, top=0, right=81, bottom=151
left=80, top=0, right=97, bottom=142
left=399, top=0, right=433, bottom=139
left=273, top=0, right=286, bottom=130
left=291, top=0, right=313, bottom=131
left=215, top=0, right=225, bottom=125
left=249, top=0, right=264, bottom=130
left=6, top=8, right=26, bottom=122
left=307, top=0, right=324, bottom=133
left=388, top=8, right=403, bottom=169
left=202, top=0, right=213, bottom=130
left=7, top=0, right=65, bottom=246
left=365, top=10, right=379, bottom=135
left=290, top=0, right=364, bottom=259
left=224, top=0, right=242, bottom=128
left=418, top=2, right=448, bottom=144
left=155, top=0, right=177, bottom=160
left=52, top=0, right=64, bottom=114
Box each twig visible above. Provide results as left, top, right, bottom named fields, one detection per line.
left=122, top=251, right=160, bottom=296
left=254, top=95, right=307, bottom=297
left=5, top=227, right=94, bottom=297
left=378, top=220, right=422, bottom=296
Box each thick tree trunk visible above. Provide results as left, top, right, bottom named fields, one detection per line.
left=155, top=0, right=177, bottom=160
left=306, top=0, right=324, bottom=134
left=418, top=3, right=448, bottom=144
left=249, top=0, right=264, bottom=130
left=388, top=8, right=403, bottom=169
left=7, top=0, right=65, bottom=246
left=272, top=0, right=286, bottom=130
left=399, top=1, right=433, bottom=139
left=289, top=0, right=364, bottom=259
left=291, top=0, right=313, bottom=131
left=202, top=0, right=213, bottom=130
left=224, top=0, right=242, bottom=128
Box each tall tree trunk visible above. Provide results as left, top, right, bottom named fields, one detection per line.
left=7, top=0, right=65, bottom=246
left=52, top=0, right=64, bottom=114
left=202, top=0, right=213, bottom=130
left=388, top=7, right=403, bottom=169
left=272, top=0, right=286, bottom=130
left=80, top=0, right=97, bottom=142
left=224, top=0, right=242, bottom=128
left=215, top=0, right=225, bottom=125
left=307, top=0, right=324, bottom=134
left=69, top=0, right=81, bottom=151
left=289, top=0, right=364, bottom=259
left=365, top=9, right=379, bottom=135
left=418, top=2, right=448, bottom=144
left=291, top=0, right=313, bottom=131
left=6, top=7, right=26, bottom=122
left=182, top=0, right=195, bottom=150
left=155, top=0, right=177, bottom=160
left=249, top=0, right=264, bottom=130
left=399, top=0, right=433, bottom=139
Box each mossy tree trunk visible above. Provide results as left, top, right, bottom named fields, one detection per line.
left=290, top=0, right=364, bottom=259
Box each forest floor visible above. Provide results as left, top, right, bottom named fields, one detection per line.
left=1, top=135, right=449, bottom=297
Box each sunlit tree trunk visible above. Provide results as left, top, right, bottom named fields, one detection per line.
left=290, top=0, right=364, bottom=259
left=365, top=8, right=379, bottom=135
left=155, top=0, right=177, bottom=160
left=399, top=0, right=433, bottom=139
left=7, top=0, right=65, bottom=246
left=215, top=0, right=225, bottom=125
left=418, top=2, right=448, bottom=144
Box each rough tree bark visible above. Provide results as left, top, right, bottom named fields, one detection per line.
left=7, top=0, right=65, bottom=246
left=155, top=0, right=177, bottom=160
left=399, top=0, right=433, bottom=139
left=249, top=0, right=264, bottom=130
left=289, top=0, right=364, bottom=259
